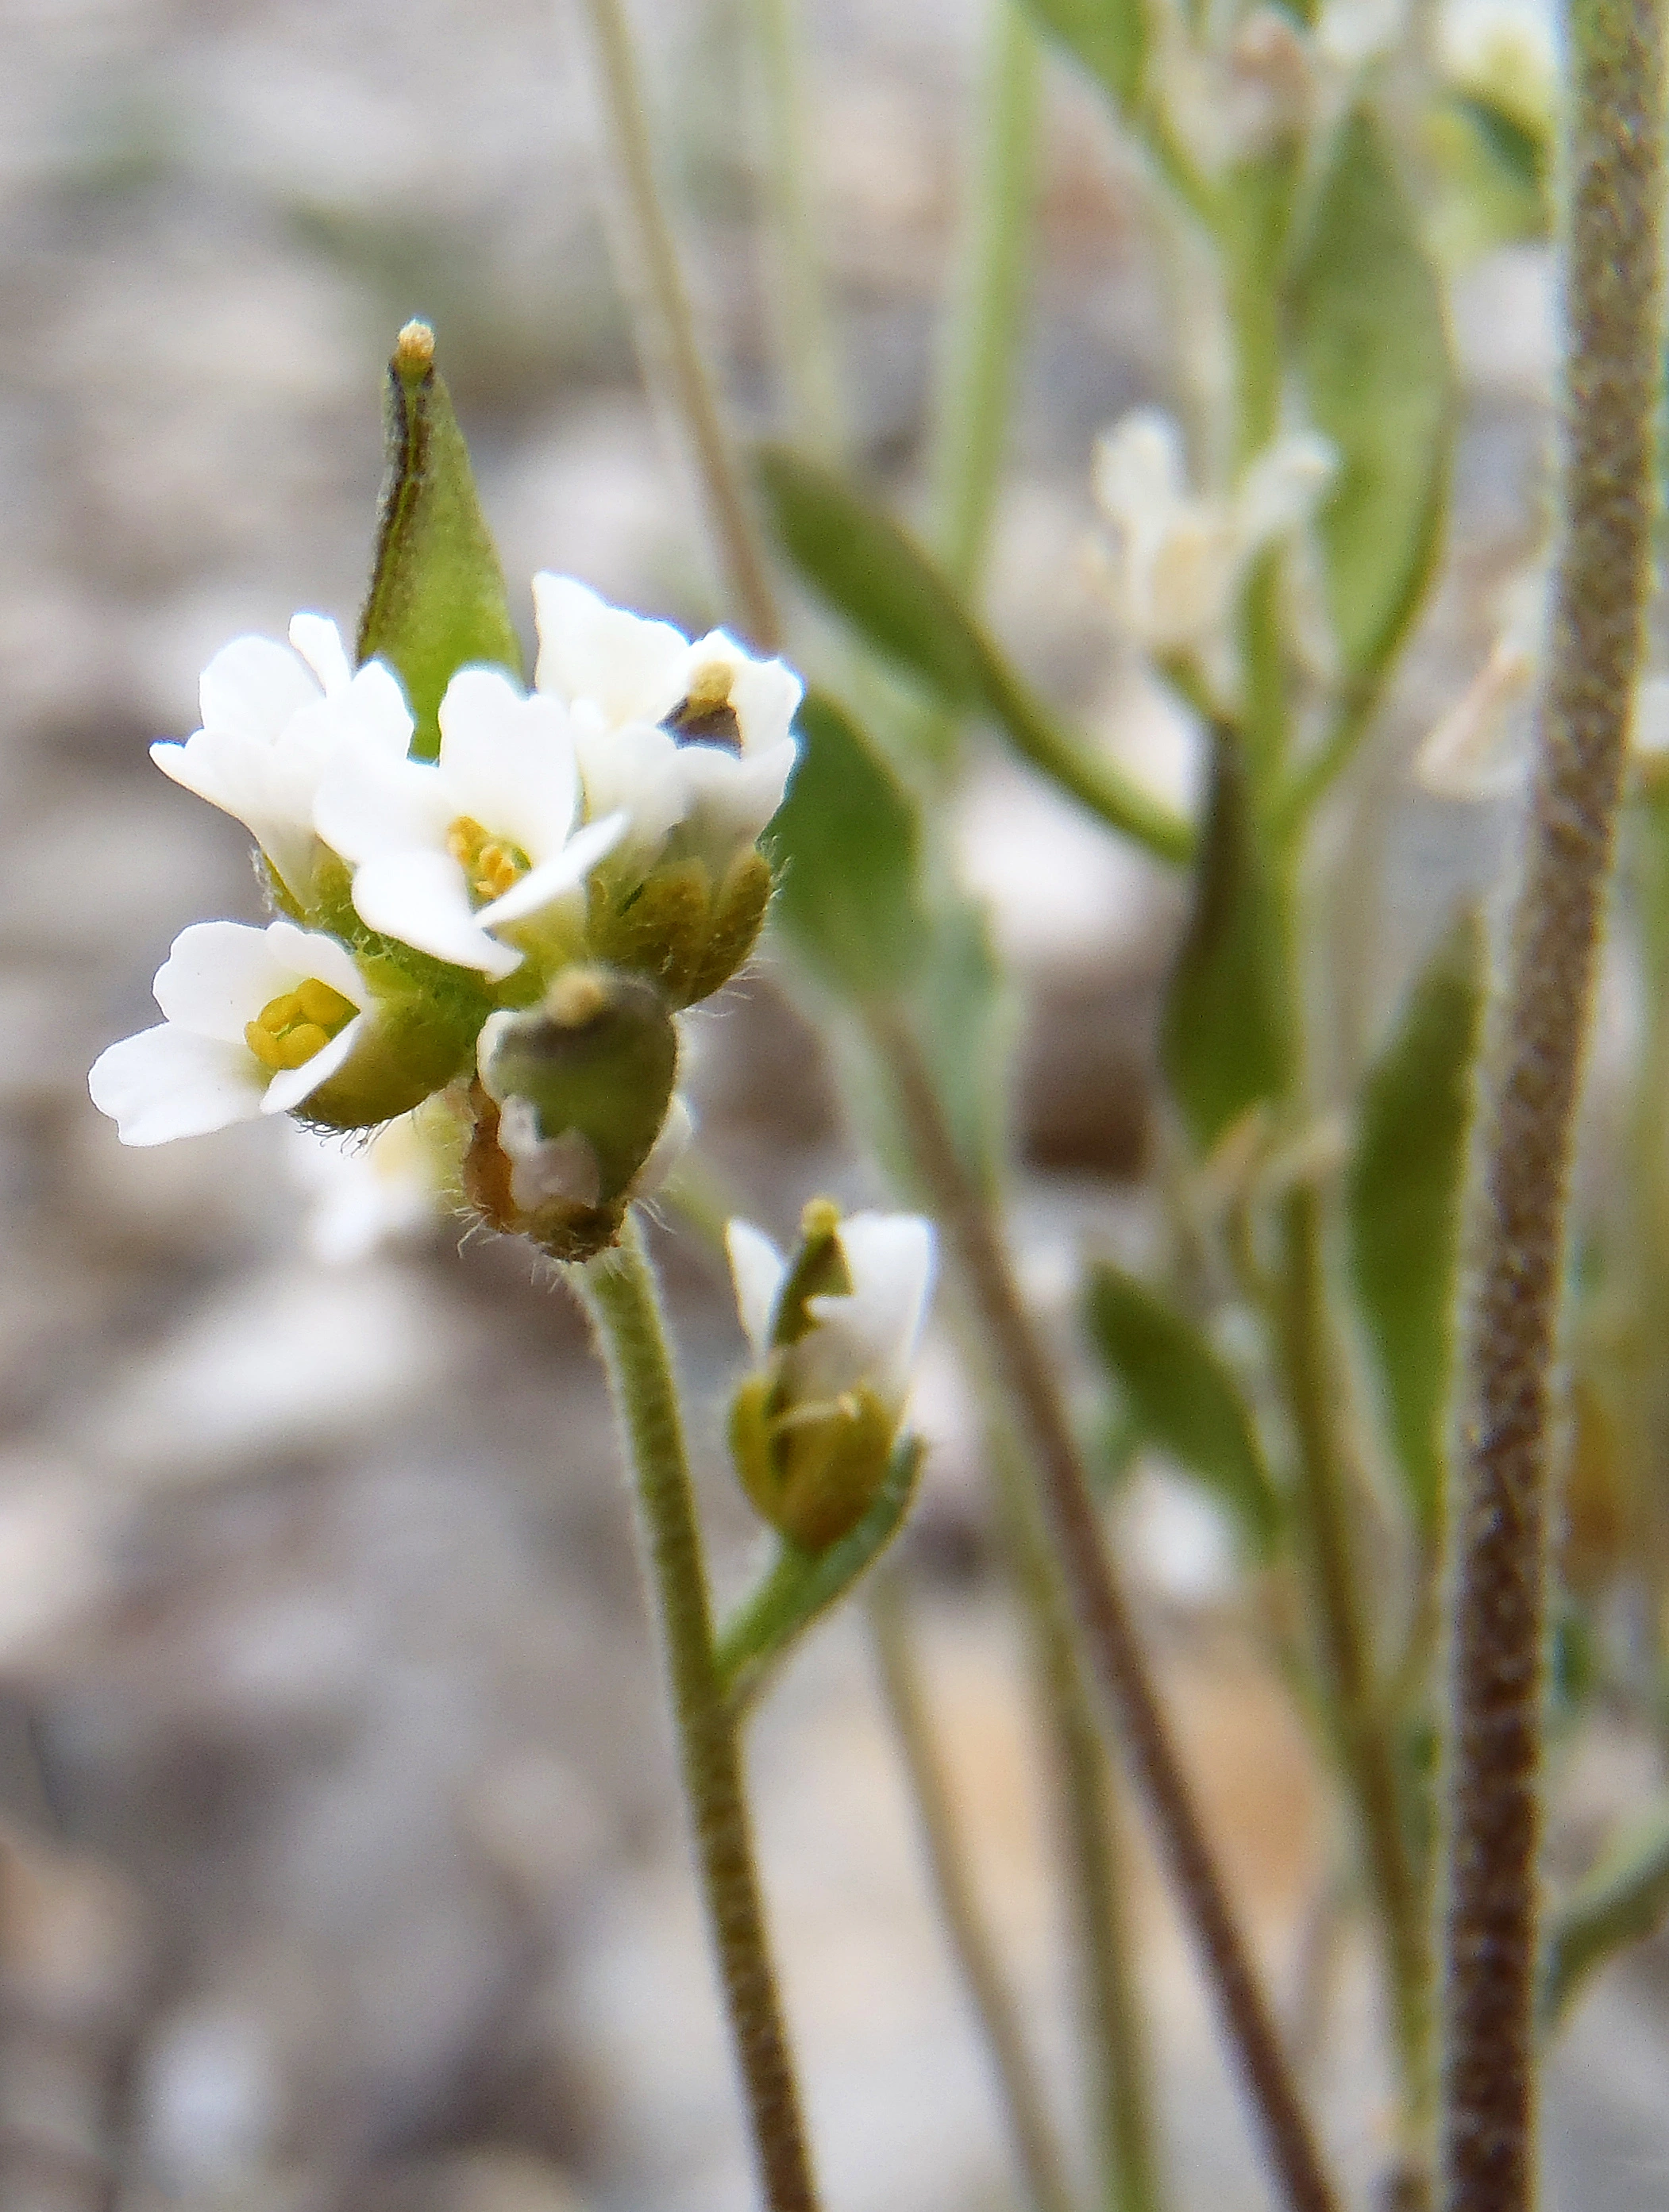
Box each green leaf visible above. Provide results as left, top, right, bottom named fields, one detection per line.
left=768, top=690, right=929, bottom=999
left=716, top=1439, right=925, bottom=1716
left=1160, top=736, right=1293, bottom=1150
left=1292, top=112, right=1453, bottom=681
left=757, top=445, right=1193, bottom=865
left=1016, top=0, right=1145, bottom=115
left=1542, top=1799, right=1669, bottom=2032
left=1345, top=911, right=1485, bottom=1534
left=1085, top=1265, right=1281, bottom=1550
left=913, top=899, right=1010, bottom=1194
left=357, top=322, right=523, bottom=760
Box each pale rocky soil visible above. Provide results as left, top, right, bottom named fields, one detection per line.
left=0, top=1, right=1663, bottom=2208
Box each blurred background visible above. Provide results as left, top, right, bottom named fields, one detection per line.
left=2, top=0, right=1663, bottom=2207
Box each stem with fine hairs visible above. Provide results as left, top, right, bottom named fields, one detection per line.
left=1437, top=0, right=1665, bottom=2201
left=577, top=1220, right=819, bottom=2212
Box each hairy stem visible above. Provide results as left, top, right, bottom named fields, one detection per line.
left=868, top=1570, right=1077, bottom=2212
left=577, top=0, right=783, bottom=649
left=869, top=1007, right=1342, bottom=2212
left=577, top=1222, right=819, bottom=2212
left=1438, top=0, right=1665, bottom=2199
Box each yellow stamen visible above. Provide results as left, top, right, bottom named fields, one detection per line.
left=447, top=815, right=531, bottom=905
left=244, top=978, right=357, bottom=1073
left=668, top=661, right=742, bottom=751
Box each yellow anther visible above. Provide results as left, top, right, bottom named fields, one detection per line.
left=244, top=979, right=357, bottom=1073
left=686, top=660, right=734, bottom=713
left=668, top=661, right=742, bottom=751
left=447, top=815, right=530, bottom=906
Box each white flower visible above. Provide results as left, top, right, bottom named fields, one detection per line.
left=90, top=921, right=372, bottom=1146
left=727, top=1209, right=936, bottom=1417
left=151, top=615, right=414, bottom=899
left=312, top=665, right=627, bottom=981
left=532, top=576, right=800, bottom=877
left=1090, top=410, right=1336, bottom=657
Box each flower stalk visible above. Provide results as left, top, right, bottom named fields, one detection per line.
left=577, top=1220, right=820, bottom=2212
left=1437, top=0, right=1666, bottom=2203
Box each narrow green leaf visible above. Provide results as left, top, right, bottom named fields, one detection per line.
left=1292, top=112, right=1453, bottom=682
left=1345, top=911, right=1485, bottom=1534
left=1542, top=1799, right=1669, bottom=2031
left=768, top=690, right=928, bottom=999
left=357, top=322, right=523, bottom=760
left=716, top=1440, right=924, bottom=1716
left=756, top=445, right=1193, bottom=865
left=1085, top=1264, right=1281, bottom=1549
left=1160, top=737, right=1293, bottom=1150
left=913, top=898, right=1010, bottom=1194
left=1016, top=0, right=1145, bottom=115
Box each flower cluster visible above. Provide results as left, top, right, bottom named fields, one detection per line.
left=91, top=580, right=802, bottom=1259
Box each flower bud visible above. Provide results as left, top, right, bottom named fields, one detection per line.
left=468, top=965, right=684, bottom=1260
left=724, top=1202, right=935, bottom=1551
left=586, top=846, right=775, bottom=1010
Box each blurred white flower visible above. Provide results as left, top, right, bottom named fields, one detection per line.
left=89, top=920, right=371, bottom=1145
left=313, top=666, right=626, bottom=979
left=285, top=1113, right=447, bottom=1265
left=1438, top=0, right=1557, bottom=130
left=151, top=615, right=414, bottom=900
left=1090, top=410, right=1336, bottom=657
left=533, top=576, right=801, bottom=879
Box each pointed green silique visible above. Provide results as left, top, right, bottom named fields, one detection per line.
left=357, top=321, right=524, bottom=761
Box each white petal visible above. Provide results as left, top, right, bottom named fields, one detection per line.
left=1093, top=410, right=1189, bottom=527
left=804, top=1212, right=936, bottom=1405
left=199, top=634, right=322, bottom=743
left=678, top=740, right=797, bottom=856
left=532, top=574, right=691, bottom=728
left=576, top=723, right=690, bottom=860
left=635, top=1093, right=696, bottom=1197
left=149, top=729, right=315, bottom=895
left=260, top=1013, right=366, bottom=1116
left=89, top=1025, right=268, bottom=1145
left=314, top=747, right=453, bottom=865
left=259, top=921, right=368, bottom=1012
left=437, top=668, right=580, bottom=860
left=687, top=633, right=804, bottom=754
left=499, top=1100, right=605, bottom=1212
left=341, top=660, right=416, bottom=754
left=349, top=850, right=522, bottom=978
left=287, top=613, right=353, bottom=697
left=727, top=1220, right=786, bottom=1362
left=477, top=811, right=626, bottom=929
left=152, top=921, right=302, bottom=1041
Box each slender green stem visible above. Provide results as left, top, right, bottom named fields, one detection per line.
left=748, top=0, right=843, bottom=457
left=996, top=1435, right=1163, bottom=2212
left=867, top=1006, right=1342, bottom=2212
left=1274, top=1185, right=1431, bottom=2147
left=576, top=1221, right=819, bottom=2212
left=577, top=0, right=784, bottom=649
left=1438, top=0, right=1665, bottom=2199
left=867, top=1570, right=1077, bottom=2212
left=930, top=0, right=1042, bottom=596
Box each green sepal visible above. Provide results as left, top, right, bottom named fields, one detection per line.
left=1160, top=735, right=1293, bottom=1151
left=1085, top=1262, right=1282, bottom=1552
left=715, top=1438, right=925, bottom=1716
left=478, top=966, right=679, bottom=1207
left=1345, top=910, right=1486, bottom=1535
left=1293, top=111, right=1453, bottom=685
left=732, top=1375, right=899, bottom=1553
left=357, top=323, right=523, bottom=761
left=585, top=847, right=774, bottom=1008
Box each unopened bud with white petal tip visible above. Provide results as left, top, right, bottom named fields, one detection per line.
left=725, top=1201, right=935, bottom=1552
left=467, top=965, right=686, bottom=1261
